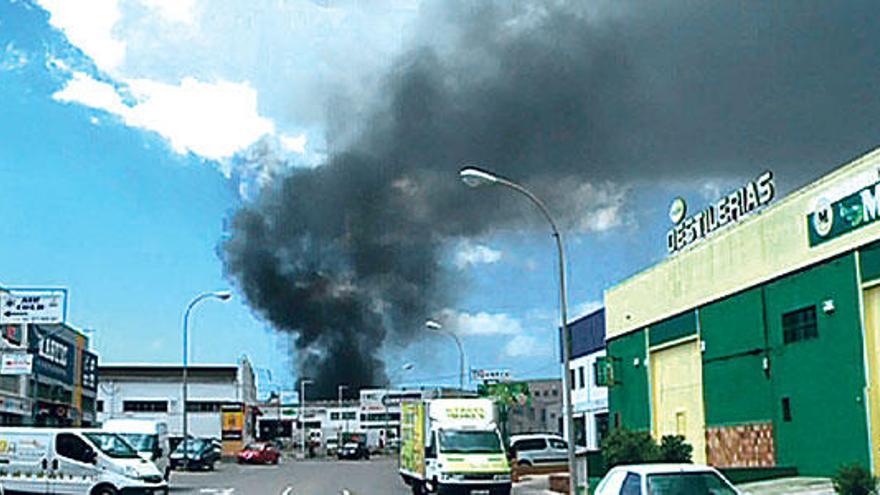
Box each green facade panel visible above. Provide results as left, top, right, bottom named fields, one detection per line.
left=699, top=287, right=774, bottom=426
left=859, top=240, right=880, bottom=282
left=607, top=329, right=650, bottom=431
left=649, top=310, right=697, bottom=347
left=763, top=254, right=869, bottom=476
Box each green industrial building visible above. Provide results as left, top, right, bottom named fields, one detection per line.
left=603, top=147, right=880, bottom=476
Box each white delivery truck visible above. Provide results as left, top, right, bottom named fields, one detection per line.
left=399, top=399, right=511, bottom=495
left=102, top=419, right=171, bottom=480
left=0, top=427, right=168, bottom=495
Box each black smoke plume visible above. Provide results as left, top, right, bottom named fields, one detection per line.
left=222, top=0, right=880, bottom=398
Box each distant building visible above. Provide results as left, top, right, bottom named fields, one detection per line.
left=97, top=358, right=257, bottom=453
left=0, top=319, right=98, bottom=427
left=508, top=378, right=563, bottom=436
left=564, top=308, right=609, bottom=449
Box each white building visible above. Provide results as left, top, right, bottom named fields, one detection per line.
left=97, top=358, right=257, bottom=445
left=565, top=308, right=609, bottom=450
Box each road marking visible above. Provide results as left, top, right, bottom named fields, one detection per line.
left=341, top=490, right=351, bottom=495
left=281, top=486, right=294, bottom=495
left=199, top=489, right=235, bottom=495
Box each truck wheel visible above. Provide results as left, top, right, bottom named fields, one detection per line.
left=91, top=484, right=118, bottom=495
left=410, top=481, right=426, bottom=495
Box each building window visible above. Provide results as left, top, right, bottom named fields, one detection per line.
left=782, top=306, right=818, bottom=344
left=331, top=412, right=340, bottom=420
left=122, top=400, right=167, bottom=413
left=569, top=369, right=576, bottom=390
left=186, top=401, right=227, bottom=413
left=578, top=367, right=585, bottom=389
left=552, top=389, right=558, bottom=396
left=96, top=400, right=104, bottom=413
left=782, top=397, right=792, bottom=422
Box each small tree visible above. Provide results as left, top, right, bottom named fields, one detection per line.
left=601, top=428, right=661, bottom=467
left=833, top=464, right=877, bottom=495
left=659, top=435, right=693, bottom=463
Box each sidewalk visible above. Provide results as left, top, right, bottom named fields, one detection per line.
left=513, top=474, right=555, bottom=495
left=737, top=477, right=834, bottom=495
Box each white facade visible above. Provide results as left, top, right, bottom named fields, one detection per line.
left=567, top=350, right=609, bottom=449
left=97, top=359, right=257, bottom=439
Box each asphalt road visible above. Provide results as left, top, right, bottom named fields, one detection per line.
left=169, top=456, right=548, bottom=495
left=170, top=456, right=411, bottom=495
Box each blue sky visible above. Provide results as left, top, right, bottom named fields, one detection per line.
left=0, top=0, right=736, bottom=395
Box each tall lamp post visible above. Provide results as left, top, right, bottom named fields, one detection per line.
left=459, top=166, right=580, bottom=494
left=182, top=290, right=232, bottom=470
left=425, top=320, right=465, bottom=390
left=338, top=384, right=349, bottom=434
left=299, top=378, right=313, bottom=457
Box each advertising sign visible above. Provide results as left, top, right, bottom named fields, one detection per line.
left=471, top=368, right=511, bottom=383
left=808, top=180, right=880, bottom=247
left=0, top=353, right=32, bottom=375
left=81, top=350, right=98, bottom=391
left=0, top=289, right=66, bottom=325
left=221, top=404, right=245, bottom=441
left=30, top=326, right=74, bottom=383
left=667, top=171, right=775, bottom=254
left=1, top=325, right=22, bottom=346
left=399, top=402, right=425, bottom=476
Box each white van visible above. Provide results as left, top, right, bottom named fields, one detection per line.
left=0, top=427, right=168, bottom=495
left=102, top=419, right=171, bottom=480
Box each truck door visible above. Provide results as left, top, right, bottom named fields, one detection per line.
left=50, top=433, right=98, bottom=494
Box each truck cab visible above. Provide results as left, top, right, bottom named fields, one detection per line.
left=400, top=399, right=511, bottom=495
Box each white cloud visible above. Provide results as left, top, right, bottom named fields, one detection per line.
left=36, top=0, right=125, bottom=71
left=566, top=181, right=628, bottom=233
left=437, top=309, right=522, bottom=336
left=503, top=334, right=551, bottom=358
left=1, top=43, right=29, bottom=71
left=454, top=241, right=502, bottom=269
left=571, top=300, right=602, bottom=319
left=52, top=71, right=275, bottom=160
left=138, top=0, right=197, bottom=24
left=279, top=133, right=307, bottom=154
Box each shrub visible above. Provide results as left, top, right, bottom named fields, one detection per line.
left=833, top=464, right=877, bottom=495
left=601, top=428, right=661, bottom=467
left=659, top=435, right=693, bottom=463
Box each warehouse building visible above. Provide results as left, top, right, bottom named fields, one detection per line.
left=604, top=147, right=880, bottom=476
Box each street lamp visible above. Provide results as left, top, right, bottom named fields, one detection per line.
left=425, top=320, right=465, bottom=390
left=338, top=384, right=349, bottom=434
left=300, top=378, right=313, bottom=457
left=182, top=290, right=231, bottom=470
left=459, top=165, right=581, bottom=494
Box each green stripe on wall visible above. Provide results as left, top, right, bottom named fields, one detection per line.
left=649, top=310, right=697, bottom=347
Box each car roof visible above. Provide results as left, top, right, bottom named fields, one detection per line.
left=610, top=464, right=722, bottom=475
left=510, top=433, right=562, bottom=441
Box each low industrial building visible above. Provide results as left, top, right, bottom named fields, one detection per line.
left=508, top=378, right=563, bottom=436
left=564, top=309, right=608, bottom=449
left=605, top=147, right=880, bottom=476
left=97, top=359, right=257, bottom=453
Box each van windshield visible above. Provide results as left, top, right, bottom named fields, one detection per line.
left=118, top=433, right=157, bottom=452
left=83, top=433, right=141, bottom=459
left=439, top=430, right=503, bottom=454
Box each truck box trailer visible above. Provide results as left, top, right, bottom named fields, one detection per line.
left=399, top=398, right=511, bottom=495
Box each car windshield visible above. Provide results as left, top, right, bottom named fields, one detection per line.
left=175, top=439, right=208, bottom=454
left=438, top=430, right=503, bottom=454
left=118, top=433, right=157, bottom=452
left=83, top=433, right=141, bottom=459
left=647, top=472, right=738, bottom=495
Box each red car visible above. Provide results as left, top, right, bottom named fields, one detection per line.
left=237, top=442, right=281, bottom=464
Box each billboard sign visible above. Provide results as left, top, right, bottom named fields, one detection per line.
left=0, top=289, right=67, bottom=325
left=31, top=327, right=74, bottom=383
left=81, top=351, right=98, bottom=391
left=0, top=353, right=32, bottom=375
left=808, top=180, right=880, bottom=247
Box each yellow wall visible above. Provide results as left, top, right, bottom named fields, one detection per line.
left=607, top=147, right=880, bottom=339
left=651, top=338, right=707, bottom=463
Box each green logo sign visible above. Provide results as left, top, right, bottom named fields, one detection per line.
left=808, top=182, right=880, bottom=246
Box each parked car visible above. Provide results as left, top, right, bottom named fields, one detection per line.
left=594, top=464, right=740, bottom=495
left=0, top=427, right=168, bottom=494
left=337, top=441, right=370, bottom=460
left=237, top=442, right=281, bottom=464
left=326, top=438, right=339, bottom=456
left=103, top=418, right=172, bottom=480
left=170, top=438, right=221, bottom=471
left=509, top=433, right=569, bottom=467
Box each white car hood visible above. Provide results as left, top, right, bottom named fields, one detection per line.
left=115, top=456, right=162, bottom=477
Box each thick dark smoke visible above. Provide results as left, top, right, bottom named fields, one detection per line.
left=223, top=0, right=880, bottom=398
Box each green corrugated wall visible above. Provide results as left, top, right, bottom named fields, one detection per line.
left=607, top=329, right=650, bottom=431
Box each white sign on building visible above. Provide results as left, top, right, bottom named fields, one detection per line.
left=1, top=353, right=33, bottom=375
left=0, top=289, right=67, bottom=324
